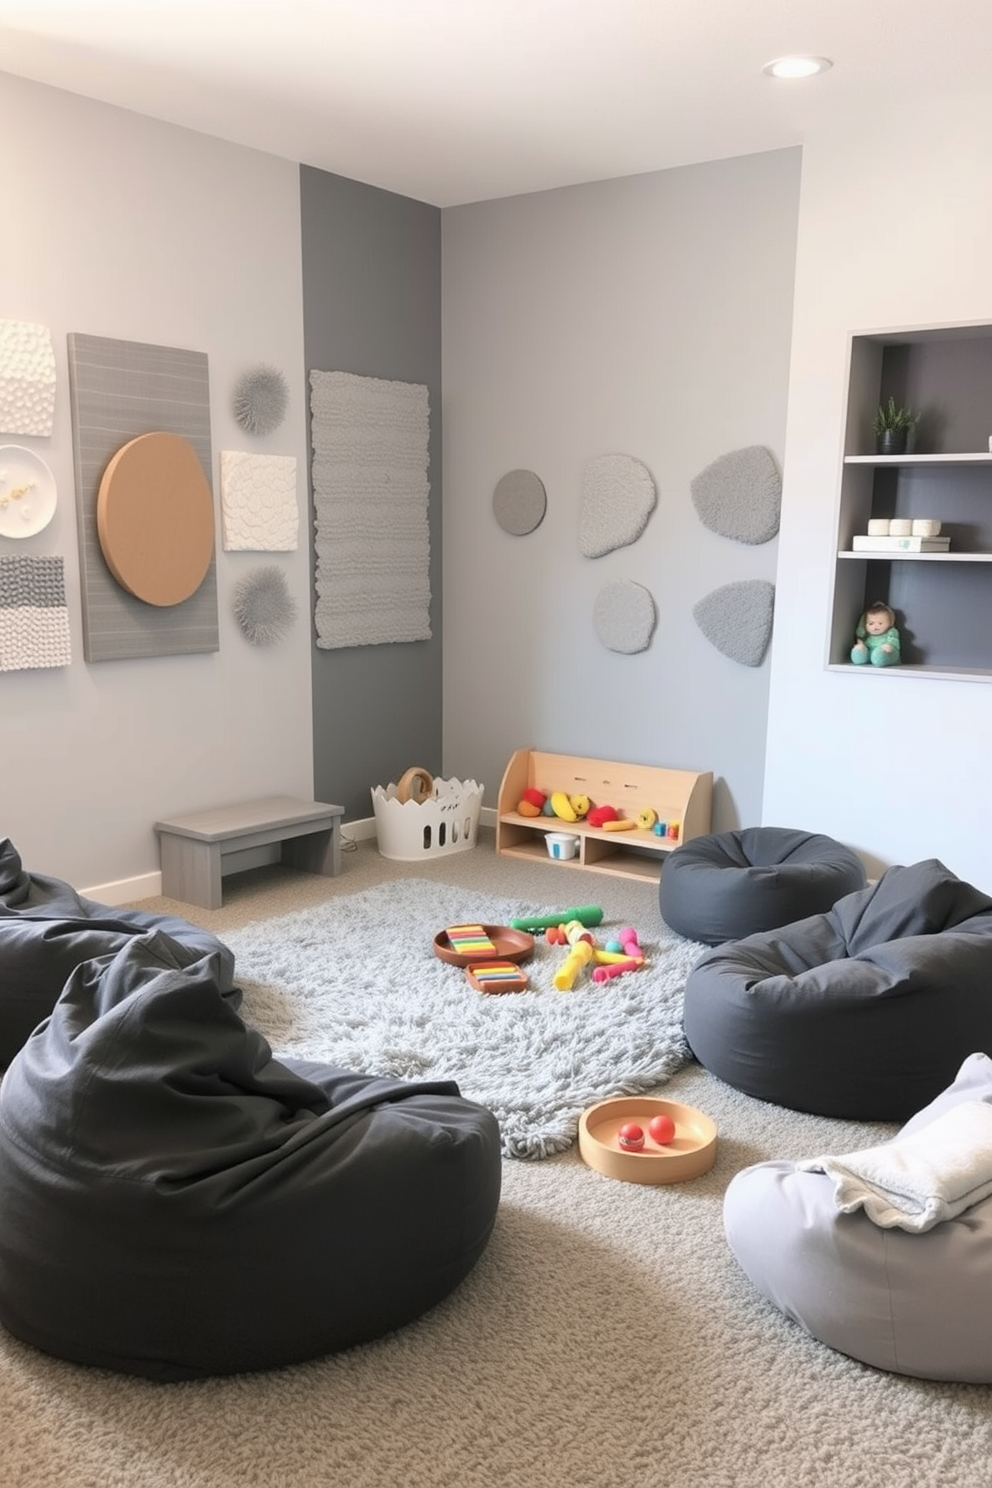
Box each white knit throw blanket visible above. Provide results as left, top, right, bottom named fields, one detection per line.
left=798, top=1098, right=992, bottom=1232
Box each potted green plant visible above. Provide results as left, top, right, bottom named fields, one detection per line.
left=873, top=397, right=919, bottom=456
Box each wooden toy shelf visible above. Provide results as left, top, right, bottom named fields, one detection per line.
left=496, top=749, right=713, bottom=883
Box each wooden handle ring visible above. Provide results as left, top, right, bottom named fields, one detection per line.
left=396, top=767, right=434, bottom=804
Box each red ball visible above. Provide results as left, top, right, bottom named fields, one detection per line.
left=618, top=1121, right=645, bottom=1151
left=648, top=1113, right=676, bottom=1146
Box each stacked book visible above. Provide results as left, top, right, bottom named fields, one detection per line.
left=852, top=533, right=951, bottom=552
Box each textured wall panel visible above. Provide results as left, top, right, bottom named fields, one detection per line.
left=67, top=333, right=218, bottom=662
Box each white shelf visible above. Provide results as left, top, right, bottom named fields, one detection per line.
left=844, top=453, right=992, bottom=467
left=827, top=662, right=992, bottom=683
left=838, top=550, right=992, bottom=562
left=829, top=325, right=992, bottom=678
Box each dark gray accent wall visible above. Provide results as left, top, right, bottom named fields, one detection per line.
left=300, top=166, right=442, bottom=821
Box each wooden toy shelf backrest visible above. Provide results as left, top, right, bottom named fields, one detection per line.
left=498, top=749, right=711, bottom=841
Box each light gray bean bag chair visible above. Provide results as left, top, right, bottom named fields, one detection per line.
left=724, top=1052, right=992, bottom=1382
left=682, top=859, right=992, bottom=1122
left=0, top=931, right=502, bottom=1380
left=659, top=826, right=866, bottom=946
left=0, top=836, right=234, bottom=1066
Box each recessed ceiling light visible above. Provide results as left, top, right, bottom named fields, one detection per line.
left=763, top=55, right=833, bottom=80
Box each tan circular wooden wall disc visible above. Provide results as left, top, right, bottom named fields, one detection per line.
left=96, top=432, right=215, bottom=606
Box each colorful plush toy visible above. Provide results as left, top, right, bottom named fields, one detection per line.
left=550, top=791, right=577, bottom=821
left=517, top=787, right=547, bottom=818
left=851, top=601, right=900, bottom=667
left=587, top=804, right=618, bottom=828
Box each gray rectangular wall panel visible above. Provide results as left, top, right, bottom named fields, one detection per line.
left=67, top=332, right=219, bottom=662
left=300, top=167, right=442, bottom=820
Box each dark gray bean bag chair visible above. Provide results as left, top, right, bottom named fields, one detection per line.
left=659, top=826, right=866, bottom=946
left=682, top=859, right=992, bottom=1121
left=0, top=930, right=502, bottom=1380
left=724, top=1052, right=992, bottom=1382
left=0, top=837, right=233, bottom=1066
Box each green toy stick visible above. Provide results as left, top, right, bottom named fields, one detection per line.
left=510, top=905, right=604, bottom=932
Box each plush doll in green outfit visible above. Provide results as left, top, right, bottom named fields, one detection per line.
left=851, top=601, right=900, bottom=666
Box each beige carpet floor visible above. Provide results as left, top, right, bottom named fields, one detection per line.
left=1, top=832, right=989, bottom=1487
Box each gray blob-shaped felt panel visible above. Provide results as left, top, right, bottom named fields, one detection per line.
left=492, top=469, right=547, bottom=535
left=693, top=579, right=774, bottom=666
left=690, top=445, right=781, bottom=545
left=579, top=454, right=656, bottom=558
left=593, top=580, right=657, bottom=653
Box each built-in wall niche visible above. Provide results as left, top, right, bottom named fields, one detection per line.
left=828, top=322, right=992, bottom=680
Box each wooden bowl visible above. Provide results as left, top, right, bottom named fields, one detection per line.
left=432, top=924, right=535, bottom=968
left=578, top=1096, right=717, bottom=1185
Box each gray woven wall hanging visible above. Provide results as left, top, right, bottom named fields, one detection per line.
left=579, top=453, right=656, bottom=558
left=693, top=579, right=775, bottom=666
left=310, top=369, right=431, bottom=648
left=690, top=446, right=781, bottom=545
left=593, top=579, right=657, bottom=653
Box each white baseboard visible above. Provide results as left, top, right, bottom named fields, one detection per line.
left=342, top=815, right=377, bottom=843
left=80, top=871, right=162, bottom=906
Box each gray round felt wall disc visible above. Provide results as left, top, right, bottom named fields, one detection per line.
left=693, top=579, right=775, bottom=666
left=690, top=446, right=781, bottom=545
left=593, top=579, right=657, bottom=653
left=580, top=453, right=656, bottom=558
left=492, top=469, right=547, bottom=535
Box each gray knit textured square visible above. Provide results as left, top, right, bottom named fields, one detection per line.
left=0, top=554, right=71, bottom=671
left=492, top=469, right=546, bottom=535
left=693, top=579, right=774, bottom=667
left=690, top=446, right=781, bottom=545
left=580, top=453, right=656, bottom=557
left=593, top=579, right=657, bottom=653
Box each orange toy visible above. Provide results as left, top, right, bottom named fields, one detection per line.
left=517, top=786, right=547, bottom=818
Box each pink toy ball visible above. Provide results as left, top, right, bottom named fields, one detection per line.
left=648, top=1113, right=676, bottom=1146
left=618, top=1121, right=645, bottom=1152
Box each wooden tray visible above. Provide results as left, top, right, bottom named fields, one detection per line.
left=578, top=1096, right=717, bottom=1185
left=465, top=961, right=530, bottom=994
left=432, top=924, right=535, bottom=968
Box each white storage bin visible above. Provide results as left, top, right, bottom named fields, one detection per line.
left=371, top=776, right=483, bottom=861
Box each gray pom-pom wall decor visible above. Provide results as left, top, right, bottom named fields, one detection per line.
left=233, top=565, right=297, bottom=645
left=233, top=365, right=289, bottom=436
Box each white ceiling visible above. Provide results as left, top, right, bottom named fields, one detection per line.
left=2, top=1, right=991, bottom=208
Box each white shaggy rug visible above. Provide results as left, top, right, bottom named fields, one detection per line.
left=223, top=878, right=706, bottom=1158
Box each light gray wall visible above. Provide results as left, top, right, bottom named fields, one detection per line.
left=1, top=74, right=313, bottom=893
left=764, top=96, right=992, bottom=891
left=300, top=168, right=443, bottom=822
left=441, top=150, right=801, bottom=830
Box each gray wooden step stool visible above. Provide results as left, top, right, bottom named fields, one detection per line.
left=155, top=795, right=344, bottom=909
